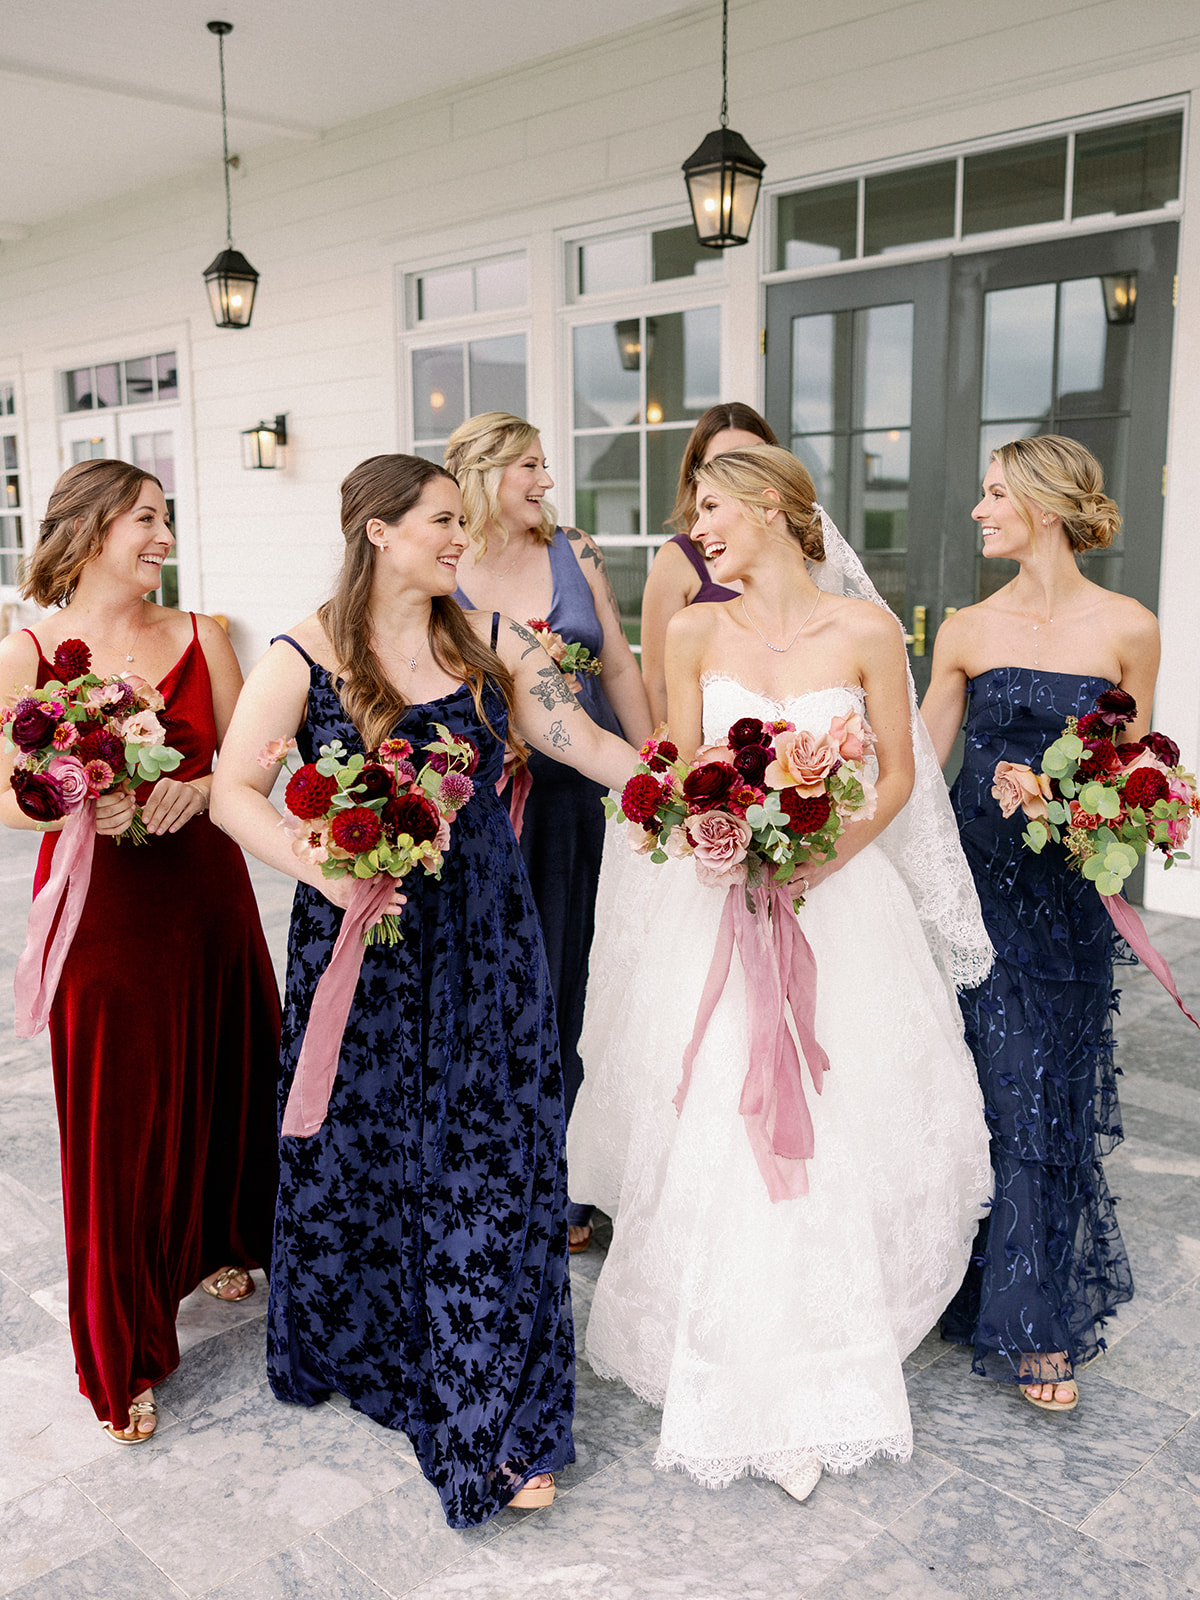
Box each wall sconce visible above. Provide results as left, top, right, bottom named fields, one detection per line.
left=614, top=316, right=657, bottom=372
left=682, top=0, right=765, bottom=249
left=242, top=414, right=287, bottom=469
left=1101, top=272, right=1137, bottom=325
left=203, top=22, right=260, bottom=328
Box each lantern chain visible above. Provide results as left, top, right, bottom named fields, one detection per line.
left=216, top=26, right=233, bottom=249
left=719, top=0, right=729, bottom=128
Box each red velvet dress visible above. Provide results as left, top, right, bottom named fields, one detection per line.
left=30, top=618, right=280, bottom=1431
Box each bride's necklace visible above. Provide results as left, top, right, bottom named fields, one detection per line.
left=740, top=591, right=821, bottom=653
left=84, top=599, right=146, bottom=663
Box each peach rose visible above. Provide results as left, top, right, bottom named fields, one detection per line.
left=283, top=813, right=331, bottom=865
left=694, top=740, right=736, bottom=766
left=118, top=710, right=166, bottom=747
left=625, top=818, right=658, bottom=855
left=826, top=710, right=874, bottom=764
left=992, top=761, right=1052, bottom=820
left=258, top=736, right=298, bottom=770
left=765, top=729, right=840, bottom=795
left=664, top=823, right=693, bottom=858
left=123, top=675, right=166, bottom=713
left=685, top=809, right=752, bottom=886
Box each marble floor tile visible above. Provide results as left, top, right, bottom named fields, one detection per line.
left=805, top=1472, right=1187, bottom=1599
left=0, top=1478, right=116, bottom=1596
left=400, top=1446, right=876, bottom=1600
left=903, top=1328, right=956, bottom=1374
left=1143, top=1181, right=1200, bottom=1242
left=1107, top=1215, right=1200, bottom=1321
left=5, top=1538, right=189, bottom=1600
left=0, top=1234, right=67, bottom=1300
left=1106, top=1140, right=1200, bottom=1221
left=1118, top=1071, right=1200, bottom=1127
left=155, top=1317, right=269, bottom=1422
left=0, top=1273, right=62, bottom=1359
left=1079, top=1457, right=1200, bottom=1592
left=0, top=1330, right=121, bottom=1502
left=1121, top=1102, right=1200, bottom=1160
left=174, top=1273, right=268, bottom=1355
left=320, top=1475, right=504, bottom=1597
left=0, top=1067, right=61, bottom=1205
left=68, top=1383, right=411, bottom=1597
left=1095, top=1285, right=1200, bottom=1409
left=0, top=1176, right=60, bottom=1264
left=205, top=1535, right=392, bottom=1600
left=324, top=1393, right=420, bottom=1471
left=27, top=1279, right=68, bottom=1329
left=558, top=1350, right=662, bottom=1491
left=904, top=1349, right=1190, bottom=1526
left=812, top=1446, right=955, bottom=1531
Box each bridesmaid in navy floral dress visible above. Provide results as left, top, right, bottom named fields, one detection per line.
left=214, top=455, right=637, bottom=1524
left=924, top=436, right=1160, bottom=1411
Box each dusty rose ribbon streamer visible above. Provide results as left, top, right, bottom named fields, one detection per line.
left=281, top=874, right=400, bottom=1137
left=674, top=880, right=829, bottom=1202
left=503, top=765, right=533, bottom=841
left=1104, top=894, right=1200, bottom=1031
left=14, top=802, right=97, bottom=1038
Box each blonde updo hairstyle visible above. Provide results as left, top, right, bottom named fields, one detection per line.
left=992, top=435, right=1121, bottom=552
left=444, top=411, right=556, bottom=557
left=693, top=445, right=825, bottom=563
left=24, top=459, right=164, bottom=608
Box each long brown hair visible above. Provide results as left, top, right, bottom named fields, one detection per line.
left=667, top=403, right=778, bottom=536
left=318, top=455, right=522, bottom=754
left=24, top=459, right=163, bottom=607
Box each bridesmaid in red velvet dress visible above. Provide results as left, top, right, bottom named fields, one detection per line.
left=0, top=460, right=280, bottom=1443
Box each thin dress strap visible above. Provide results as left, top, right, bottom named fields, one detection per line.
left=189, top=611, right=199, bottom=642
left=273, top=634, right=318, bottom=668
left=490, top=612, right=500, bottom=650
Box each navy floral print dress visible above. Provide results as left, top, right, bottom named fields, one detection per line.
left=942, top=667, right=1134, bottom=1380
left=266, top=636, right=575, bottom=1527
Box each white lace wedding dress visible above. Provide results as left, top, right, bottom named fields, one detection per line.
left=568, top=677, right=992, bottom=1487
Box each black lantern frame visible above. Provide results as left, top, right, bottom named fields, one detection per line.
left=682, top=0, right=765, bottom=249
left=204, top=21, right=259, bottom=329
left=242, top=414, right=287, bottom=470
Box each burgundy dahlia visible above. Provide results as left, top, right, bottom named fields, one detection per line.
left=621, top=773, right=665, bottom=827
left=643, top=740, right=679, bottom=773
left=8, top=699, right=59, bottom=753
left=1095, top=687, right=1137, bottom=727
left=779, top=789, right=832, bottom=832
left=52, top=638, right=92, bottom=679
left=732, top=744, right=770, bottom=784
left=1078, top=741, right=1121, bottom=779
left=285, top=764, right=339, bottom=821
left=383, top=791, right=441, bottom=844
left=1123, top=767, right=1170, bottom=810
left=75, top=728, right=125, bottom=768
left=330, top=806, right=384, bottom=853
left=728, top=717, right=771, bottom=752
left=1142, top=731, right=1181, bottom=768
left=682, top=761, right=739, bottom=810
left=10, top=768, right=67, bottom=822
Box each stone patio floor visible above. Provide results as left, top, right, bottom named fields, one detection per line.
left=0, top=823, right=1198, bottom=1599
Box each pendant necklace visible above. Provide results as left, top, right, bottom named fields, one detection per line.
left=740, top=591, right=821, bottom=653
left=90, top=599, right=146, bottom=663
left=1020, top=609, right=1051, bottom=669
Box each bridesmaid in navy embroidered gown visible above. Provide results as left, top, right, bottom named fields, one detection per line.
left=640, top=403, right=778, bottom=726
left=445, top=414, right=651, bottom=1250
left=213, top=455, right=637, bottom=1525
left=924, top=435, right=1160, bottom=1412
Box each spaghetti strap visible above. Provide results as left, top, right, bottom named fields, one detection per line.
left=273, top=634, right=317, bottom=668
left=490, top=612, right=500, bottom=650
left=189, top=612, right=199, bottom=642
left=21, top=629, right=53, bottom=669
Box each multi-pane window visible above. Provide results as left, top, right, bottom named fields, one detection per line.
left=774, top=110, right=1183, bottom=269
left=130, top=432, right=180, bottom=607
left=61, top=352, right=178, bottom=412
left=408, top=255, right=527, bottom=324
left=1, top=402, right=24, bottom=587
left=570, top=224, right=723, bottom=298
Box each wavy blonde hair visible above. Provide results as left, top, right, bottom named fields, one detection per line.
left=443, top=411, right=556, bottom=557
left=667, top=402, right=778, bottom=536
left=992, top=435, right=1121, bottom=552
left=318, top=454, right=522, bottom=756
left=24, top=460, right=163, bottom=608
left=693, top=445, right=825, bottom=562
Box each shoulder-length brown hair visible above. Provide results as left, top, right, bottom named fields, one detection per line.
left=667, top=403, right=778, bottom=536
left=319, top=454, right=523, bottom=755
left=24, top=459, right=163, bottom=607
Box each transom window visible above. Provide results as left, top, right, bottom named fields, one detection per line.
left=60, top=352, right=178, bottom=413
left=406, top=253, right=528, bottom=326
left=570, top=223, right=723, bottom=299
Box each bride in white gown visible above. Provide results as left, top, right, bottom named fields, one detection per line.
left=568, top=445, right=992, bottom=1500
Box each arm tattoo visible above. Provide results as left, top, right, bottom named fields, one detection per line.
left=567, top=528, right=623, bottom=624
left=547, top=719, right=571, bottom=750
left=507, top=617, right=548, bottom=662
left=529, top=664, right=576, bottom=711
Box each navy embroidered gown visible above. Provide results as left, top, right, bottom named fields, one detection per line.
left=942, top=667, right=1134, bottom=1378
left=266, top=641, right=575, bottom=1527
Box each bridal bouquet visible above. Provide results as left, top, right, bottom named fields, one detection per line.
left=3, top=637, right=183, bottom=844
left=260, top=725, right=479, bottom=947
left=607, top=711, right=877, bottom=905
left=525, top=618, right=602, bottom=687
left=993, top=687, right=1197, bottom=897
left=993, top=686, right=1200, bottom=1032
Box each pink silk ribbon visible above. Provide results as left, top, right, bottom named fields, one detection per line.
left=281, top=873, right=402, bottom=1137
left=504, top=765, right=533, bottom=841
left=674, top=879, right=829, bottom=1202
left=14, top=801, right=97, bottom=1038
left=1104, top=893, right=1200, bottom=1031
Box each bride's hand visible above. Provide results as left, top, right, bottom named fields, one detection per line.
left=797, top=857, right=840, bottom=896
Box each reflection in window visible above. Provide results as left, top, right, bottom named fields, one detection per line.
left=62, top=352, right=179, bottom=413
left=574, top=224, right=725, bottom=298
left=776, top=183, right=857, bottom=271
left=1074, top=113, right=1183, bottom=219
left=411, top=335, right=527, bottom=461
left=412, top=255, right=528, bottom=323
left=982, top=284, right=1056, bottom=420
left=963, top=139, right=1067, bottom=235
left=864, top=162, right=955, bottom=255
left=130, top=433, right=179, bottom=606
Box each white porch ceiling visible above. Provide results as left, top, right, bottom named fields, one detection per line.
left=0, top=0, right=697, bottom=234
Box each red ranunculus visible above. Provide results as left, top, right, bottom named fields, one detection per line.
left=682, top=761, right=739, bottom=811
left=353, top=763, right=393, bottom=802
left=285, top=764, right=339, bottom=820
left=75, top=727, right=125, bottom=767
left=1143, top=731, right=1181, bottom=768
left=1078, top=741, right=1121, bottom=778
left=8, top=699, right=59, bottom=753
left=383, top=791, right=441, bottom=844
left=779, top=789, right=832, bottom=832
left=52, top=638, right=92, bottom=679
left=10, top=767, right=67, bottom=822
left=732, top=744, right=770, bottom=784
left=1116, top=742, right=1146, bottom=765
left=1075, top=712, right=1111, bottom=741
left=1123, top=767, right=1170, bottom=810
left=621, top=773, right=666, bottom=827
left=330, top=805, right=384, bottom=853
left=728, top=717, right=771, bottom=752
left=1095, top=687, right=1137, bottom=726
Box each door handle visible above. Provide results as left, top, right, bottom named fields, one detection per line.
left=903, top=604, right=927, bottom=656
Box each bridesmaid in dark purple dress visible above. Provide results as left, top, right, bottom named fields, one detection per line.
left=640, top=403, right=779, bottom=726
left=446, top=413, right=652, bottom=1250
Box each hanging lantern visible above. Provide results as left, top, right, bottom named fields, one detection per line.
left=203, top=22, right=260, bottom=329
left=682, top=0, right=765, bottom=249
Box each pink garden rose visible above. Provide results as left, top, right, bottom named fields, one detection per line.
left=992, top=761, right=1053, bottom=820
left=122, top=675, right=166, bottom=713
left=685, top=808, right=752, bottom=886
left=432, top=814, right=452, bottom=853
left=625, top=818, right=658, bottom=855
left=765, top=729, right=840, bottom=795
left=664, top=823, right=693, bottom=859
left=257, top=736, right=298, bottom=770
left=118, top=710, right=166, bottom=747
left=826, top=710, right=874, bottom=763
left=45, top=754, right=90, bottom=811
left=1166, top=776, right=1197, bottom=849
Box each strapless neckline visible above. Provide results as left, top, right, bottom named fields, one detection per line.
left=699, top=672, right=866, bottom=715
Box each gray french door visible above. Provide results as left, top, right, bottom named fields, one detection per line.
left=765, top=222, right=1178, bottom=695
